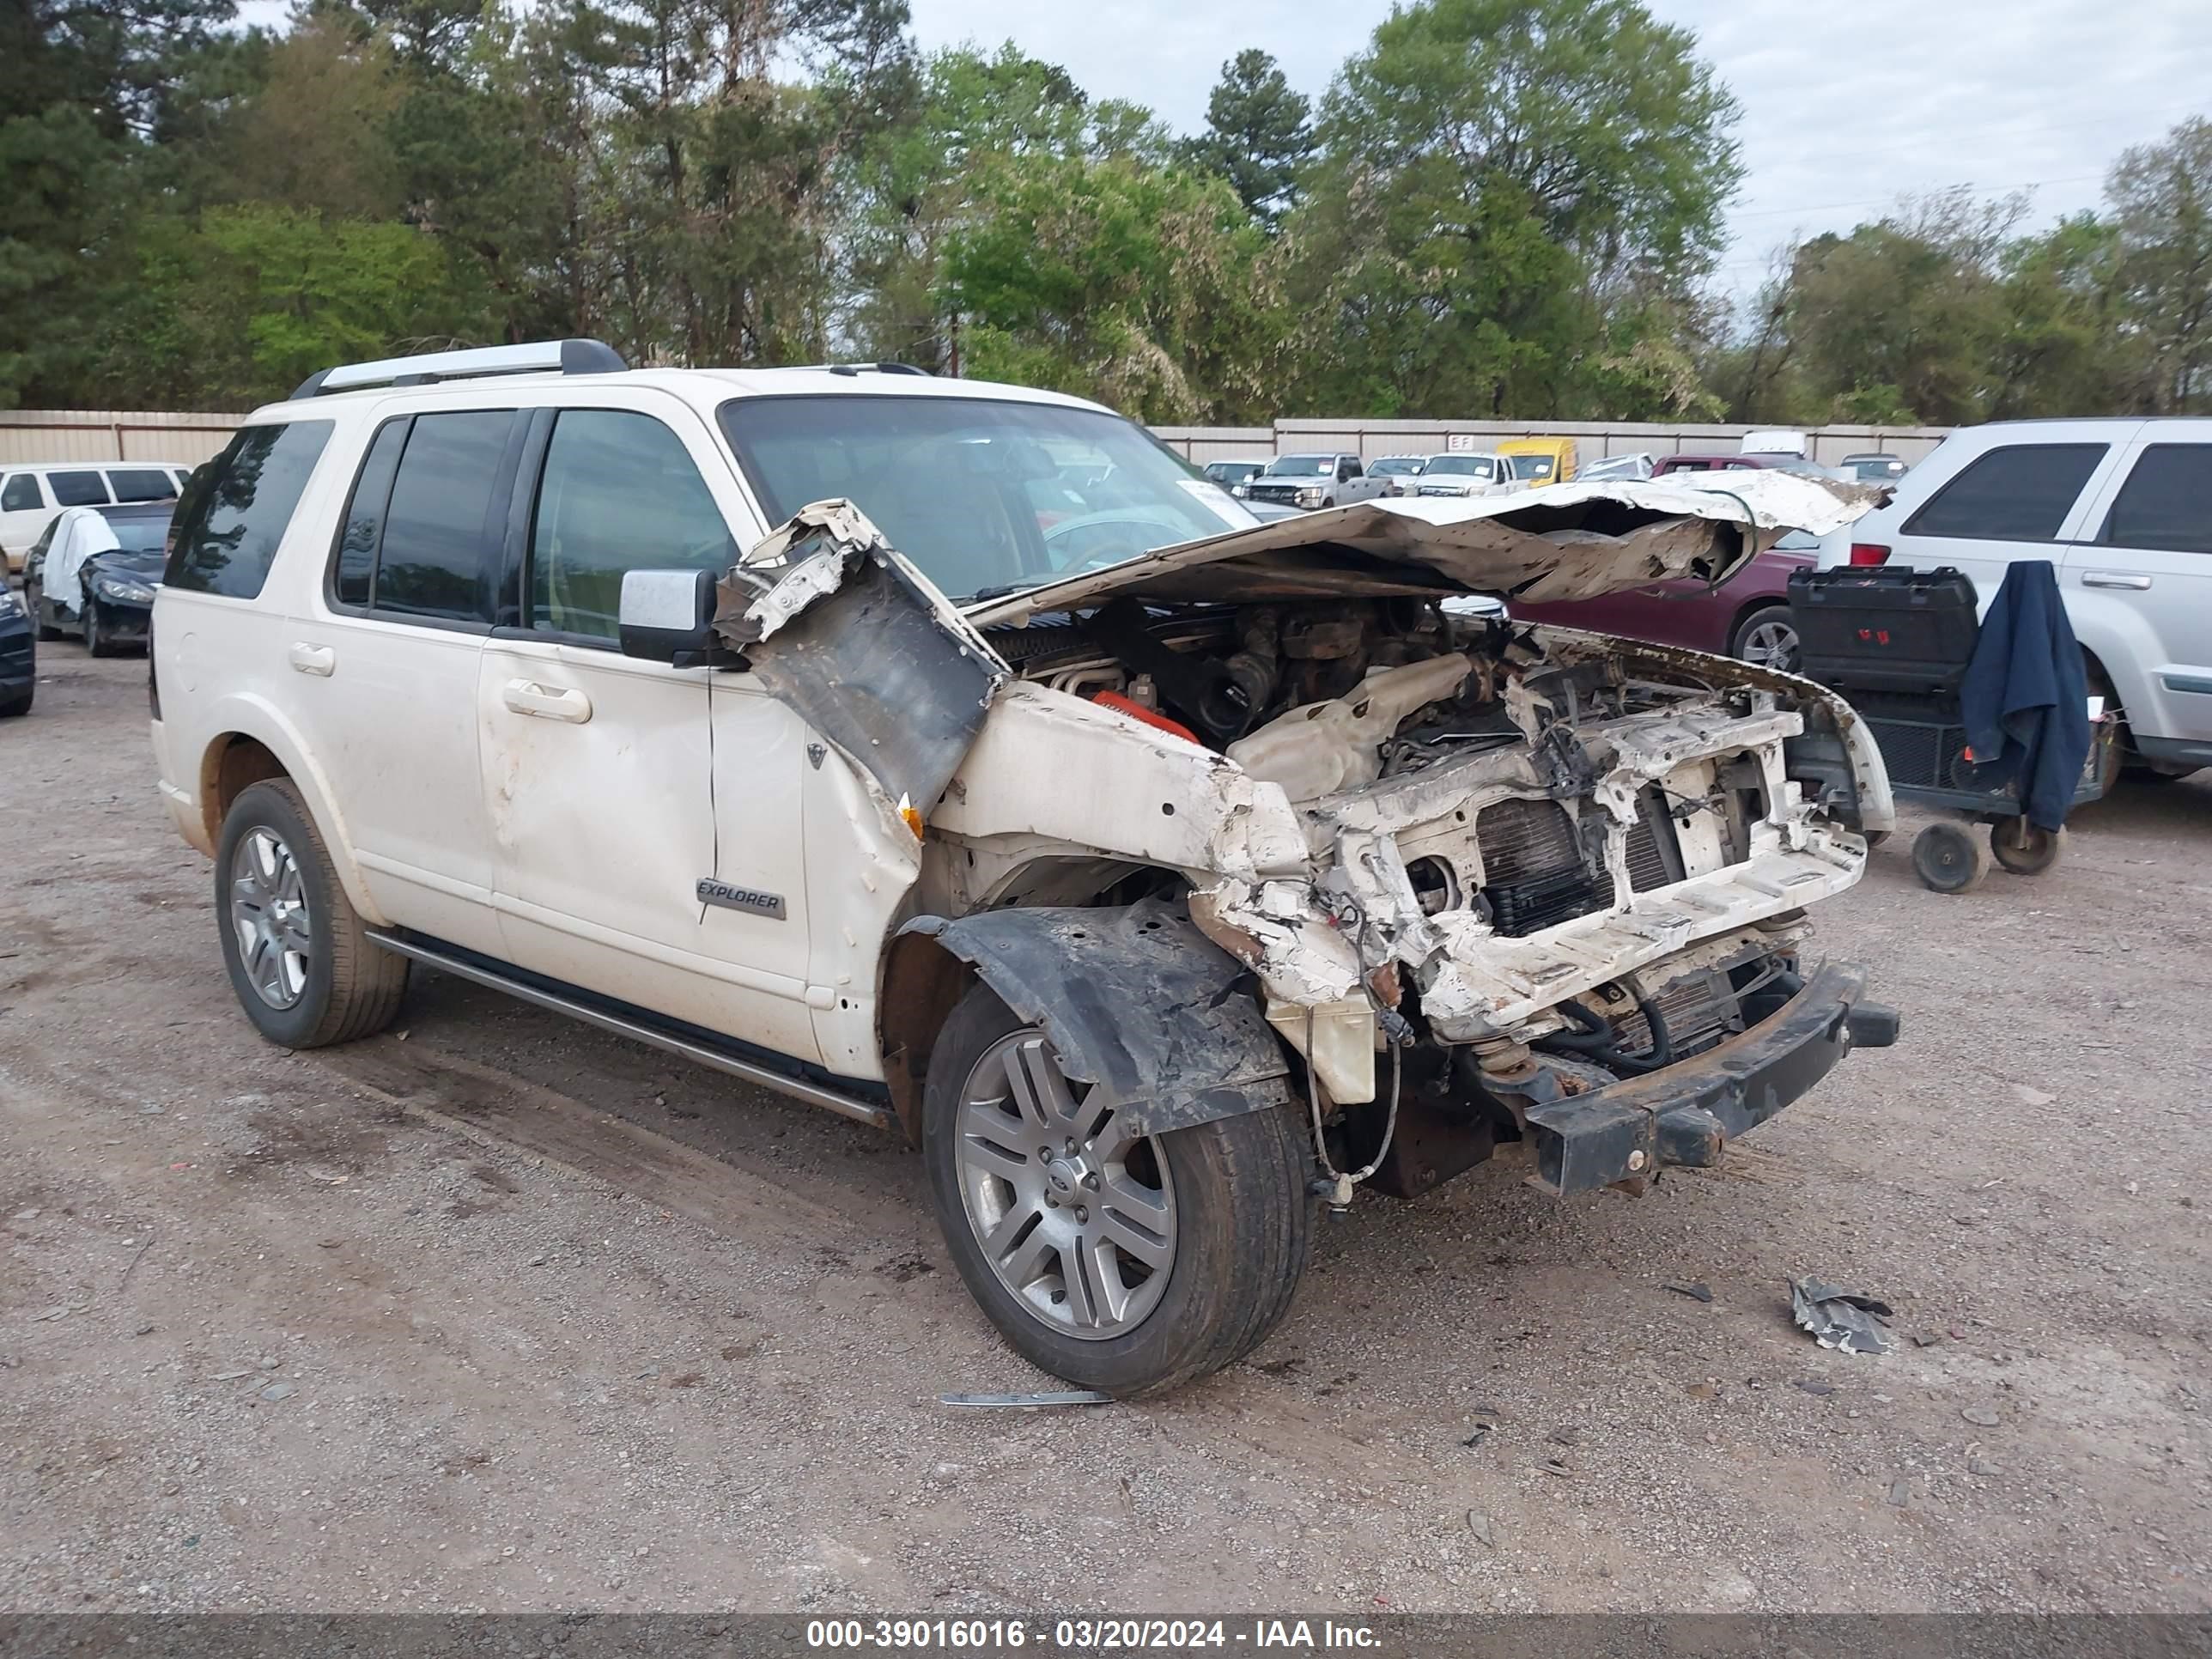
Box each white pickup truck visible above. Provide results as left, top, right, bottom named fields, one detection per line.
left=1238, top=452, right=1391, bottom=512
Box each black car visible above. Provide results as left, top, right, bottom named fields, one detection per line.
left=24, top=499, right=173, bottom=656
left=0, top=581, right=33, bottom=716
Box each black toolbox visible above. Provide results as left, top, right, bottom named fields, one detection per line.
left=1786, top=565, right=1978, bottom=695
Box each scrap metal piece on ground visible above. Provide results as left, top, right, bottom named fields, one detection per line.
left=1666, top=1281, right=1715, bottom=1303
left=1790, top=1276, right=1895, bottom=1355
left=939, top=1389, right=1114, bottom=1410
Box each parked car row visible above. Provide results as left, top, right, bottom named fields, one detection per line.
left=2, top=459, right=197, bottom=572
left=0, top=494, right=177, bottom=719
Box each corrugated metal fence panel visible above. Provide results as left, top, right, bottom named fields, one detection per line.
left=0, top=410, right=246, bottom=468
left=6, top=407, right=1952, bottom=471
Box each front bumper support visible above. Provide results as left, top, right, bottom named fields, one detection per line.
left=1524, top=961, right=1896, bottom=1196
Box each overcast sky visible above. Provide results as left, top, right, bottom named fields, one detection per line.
left=906, top=0, right=2212, bottom=293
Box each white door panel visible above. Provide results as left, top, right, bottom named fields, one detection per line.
left=2060, top=430, right=2212, bottom=750
left=288, top=617, right=500, bottom=951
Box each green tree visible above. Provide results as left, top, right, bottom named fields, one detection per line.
left=939, top=153, right=1286, bottom=422
left=1285, top=0, right=1739, bottom=417
left=1182, top=50, right=1315, bottom=228
left=2107, top=116, right=2212, bottom=412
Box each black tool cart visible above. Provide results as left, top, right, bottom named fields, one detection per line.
left=1787, top=563, right=2115, bottom=894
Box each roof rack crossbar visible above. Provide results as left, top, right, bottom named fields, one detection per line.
left=290, top=338, right=628, bottom=400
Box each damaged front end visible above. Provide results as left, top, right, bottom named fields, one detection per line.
left=720, top=481, right=1899, bottom=1200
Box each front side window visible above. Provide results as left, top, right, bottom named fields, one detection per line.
left=1, top=473, right=40, bottom=512
left=718, top=395, right=1255, bottom=603
left=371, top=410, right=515, bottom=623
left=51, top=471, right=110, bottom=507
left=530, top=410, right=735, bottom=641
left=1904, top=442, right=2106, bottom=543
left=2102, top=444, right=2212, bottom=554
left=108, top=467, right=175, bottom=502
left=165, top=421, right=334, bottom=599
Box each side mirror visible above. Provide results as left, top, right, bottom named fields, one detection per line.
left=618, top=568, right=741, bottom=669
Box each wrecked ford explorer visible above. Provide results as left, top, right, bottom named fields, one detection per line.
left=151, top=343, right=1899, bottom=1395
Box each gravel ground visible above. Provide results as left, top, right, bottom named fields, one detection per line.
left=2, top=647, right=2209, bottom=1616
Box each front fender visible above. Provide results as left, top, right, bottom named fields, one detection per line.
left=902, top=898, right=1293, bottom=1139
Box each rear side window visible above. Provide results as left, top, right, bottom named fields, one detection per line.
left=51, top=471, right=110, bottom=507
left=1904, top=443, right=2106, bottom=542
left=529, top=410, right=733, bottom=641
left=352, top=410, right=514, bottom=623
left=108, top=467, right=174, bottom=502
left=2102, top=444, right=2212, bottom=554
left=1, top=473, right=40, bottom=511
left=165, top=421, right=334, bottom=599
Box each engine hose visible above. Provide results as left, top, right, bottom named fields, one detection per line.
left=1532, top=995, right=1675, bottom=1075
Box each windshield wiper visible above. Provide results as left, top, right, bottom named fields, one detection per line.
left=966, top=578, right=1052, bottom=603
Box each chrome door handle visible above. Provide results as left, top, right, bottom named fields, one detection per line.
left=289, top=642, right=335, bottom=677
left=2081, top=571, right=2152, bottom=590
left=501, top=678, right=592, bottom=723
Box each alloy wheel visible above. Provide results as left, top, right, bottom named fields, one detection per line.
left=229, top=828, right=313, bottom=1009
left=1742, top=617, right=1800, bottom=673
left=951, top=1029, right=1177, bottom=1340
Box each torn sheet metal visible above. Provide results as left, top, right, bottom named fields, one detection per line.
left=716, top=500, right=1010, bottom=821
left=963, top=471, right=1887, bottom=626
left=902, top=897, right=1291, bottom=1138
left=1790, top=1276, right=1895, bottom=1356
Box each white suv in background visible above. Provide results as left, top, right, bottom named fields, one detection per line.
left=1820, top=418, right=2211, bottom=779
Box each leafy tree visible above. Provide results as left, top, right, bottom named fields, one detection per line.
left=1182, top=50, right=1315, bottom=228
left=939, top=154, right=1286, bottom=422
left=1284, top=0, right=1739, bottom=417
left=2108, top=116, right=2212, bottom=412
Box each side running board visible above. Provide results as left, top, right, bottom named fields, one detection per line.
left=364, top=929, right=893, bottom=1132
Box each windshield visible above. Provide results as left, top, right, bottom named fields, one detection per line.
left=1509, top=454, right=1556, bottom=480
left=718, top=395, right=1255, bottom=603
left=1370, top=458, right=1423, bottom=476
left=100, top=516, right=172, bottom=555
left=1425, top=455, right=1489, bottom=477
left=1261, top=455, right=1334, bottom=477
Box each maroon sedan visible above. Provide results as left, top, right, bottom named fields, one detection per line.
left=1509, top=529, right=1820, bottom=672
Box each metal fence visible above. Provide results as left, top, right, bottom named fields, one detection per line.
left=0, top=410, right=245, bottom=468
left=1153, top=418, right=1954, bottom=469
left=2, top=406, right=1952, bottom=473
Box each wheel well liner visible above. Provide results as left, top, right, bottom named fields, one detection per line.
left=888, top=898, right=1293, bottom=1145
left=203, top=734, right=289, bottom=845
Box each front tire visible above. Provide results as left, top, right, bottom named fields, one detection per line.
left=216, top=779, right=410, bottom=1048
left=923, top=983, right=1311, bottom=1396
left=83, top=599, right=115, bottom=658
left=1911, top=821, right=1991, bottom=893
left=1990, top=817, right=2065, bottom=875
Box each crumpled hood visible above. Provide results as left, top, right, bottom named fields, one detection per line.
left=963, top=470, right=1883, bottom=626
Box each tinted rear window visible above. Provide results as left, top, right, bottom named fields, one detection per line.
left=2103, top=444, right=2212, bottom=554
left=108, top=468, right=175, bottom=502
left=165, top=422, right=334, bottom=599
left=1904, top=443, right=2106, bottom=542
left=51, top=471, right=110, bottom=507
left=370, top=410, right=514, bottom=623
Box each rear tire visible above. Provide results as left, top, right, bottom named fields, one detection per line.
left=216, top=779, right=409, bottom=1048
left=923, top=982, right=1311, bottom=1396
left=1911, top=821, right=1990, bottom=893
left=0, top=684, right=28, bottom=717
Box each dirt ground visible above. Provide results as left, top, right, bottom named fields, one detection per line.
left=3, top=646, right=2209, bottom=1617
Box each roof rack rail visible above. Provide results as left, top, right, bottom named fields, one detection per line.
left=289, top=339, right=628, bottom=400
left=795, top=362, right=933, bottom=378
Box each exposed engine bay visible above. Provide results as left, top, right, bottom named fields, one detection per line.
left=934, top=593, right=1877, bottom=1196
left=717, top=486, right=1896, bottom=1201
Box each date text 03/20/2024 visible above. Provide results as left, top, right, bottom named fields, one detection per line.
left=805, top=1619, right=1382, bottom=1650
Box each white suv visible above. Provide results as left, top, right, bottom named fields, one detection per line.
left=1817, top=418, right=2211, bottom=779
left=153, top=340, right=1900, bottom=1395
